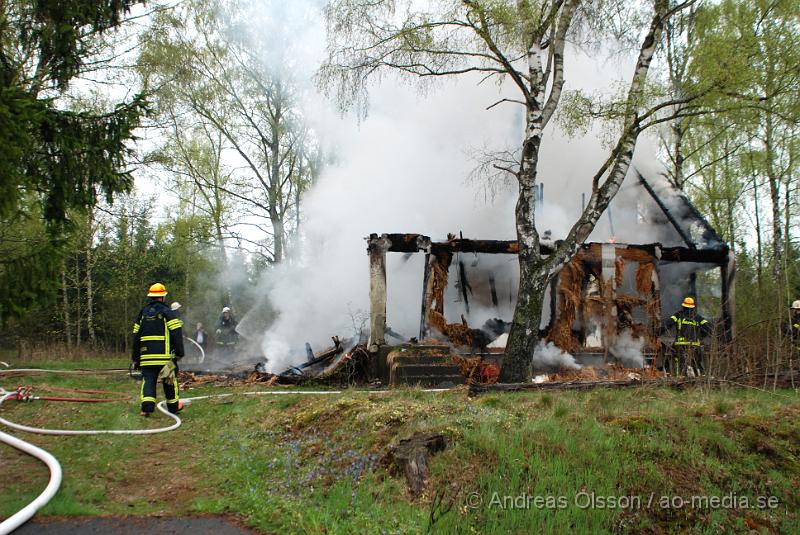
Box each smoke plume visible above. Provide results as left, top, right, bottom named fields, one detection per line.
left=219, top=2, right=690, bottom=373
left=609, top=330, right=645, bottom=368
left=532, top=341, right=582, bottom=371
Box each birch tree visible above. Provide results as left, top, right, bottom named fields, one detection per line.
left=320, top=0, right=693, bottom=380
left=140, top=0, right=318, bottom=263
left=147, top=117, right=235, bottom=265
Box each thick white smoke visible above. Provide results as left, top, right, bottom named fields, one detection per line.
left=260, top=79, right=523, bottom=372
left=226, top=2, right=675, bottom=373
left=609, top=330, right=645, bottom=368
left=532, top=341, right=582, bottom=371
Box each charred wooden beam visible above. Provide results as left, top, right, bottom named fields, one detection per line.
left=637, top=172, right=697, bottom=249
left=374, top=233, right=727, bottom=264
left=457, top=258, right=471, bottom=314
left=367, top=235, right=391, bottom=351
left=721, top=253, right=736, bottom=342
left=378, top=234, right=547, bottom=255
left=291, top=337, right=344, bottom=371
left=659, top=246, right=728, bottom=264
left=419, top=252, right=432, bottom=340
left=374, top=233, right=431, bottom=253
left=431, top=239, right=523, bottom=254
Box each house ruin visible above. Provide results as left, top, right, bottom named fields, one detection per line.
left=365, top=169, right=735, bottom=386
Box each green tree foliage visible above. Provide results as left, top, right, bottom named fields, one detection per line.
left=661, top=0, right=800, bottom=327
left=0, top=0, right=148, bottom=225
left=139, top=0, right=320, bottom=264
left=44, top=198, right=235, bottom=352
left=0, top=199, right=64, bottom=323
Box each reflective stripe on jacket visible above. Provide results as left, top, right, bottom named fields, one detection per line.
left=132, top=300, right=184, bottom=366
left=670, top=310, right=709, bottom=347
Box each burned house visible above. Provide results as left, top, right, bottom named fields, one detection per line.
left=366, top=168, right=734, bottom=386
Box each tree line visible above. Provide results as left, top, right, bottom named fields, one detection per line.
left=0, top=0, right=798, bottom=374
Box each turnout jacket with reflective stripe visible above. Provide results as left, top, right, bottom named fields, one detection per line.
left=669, top=309, right=710, bottom=346
left=132, top=300, right=184, bottom=365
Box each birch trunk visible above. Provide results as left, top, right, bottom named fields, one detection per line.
left=501, top=36, right=546, bottom=381
left=269, top=97, right=285, bottom=263
left=501, top=0, right=668, bottom=381
left=765, top=111, right=783, bottom=283
left=753, top=170, right=763, bottom=292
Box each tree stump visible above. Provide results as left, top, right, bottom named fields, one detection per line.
left=384, top=432, right=446, bottom=497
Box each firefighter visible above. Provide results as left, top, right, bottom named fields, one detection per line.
left=667, top=296, right=711, bottom=377
left=132, top=283, right=184, bottom=416
left=215, top=306, right=239, bottom=357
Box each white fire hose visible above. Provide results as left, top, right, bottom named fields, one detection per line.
left=0, top=427, right=61, bottom=535
left=0, top=368, right=342, bottom=535
left=185, top=337, right=205, bottom=364
left=0, top=364, right=448, bottom=533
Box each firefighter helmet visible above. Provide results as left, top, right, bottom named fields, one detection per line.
left=792, top=300, right=800, bottom=310
left=147, top=283, right=168, bottom=297
left=171, top=301, right=182, bottom=311
left=222, top=306, right=231, bottom=313
left=682, top=297, right=695, bottom=308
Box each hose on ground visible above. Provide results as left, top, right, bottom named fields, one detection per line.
left=0, top=389, right=180, bottom=436
left=0, top=372, right=344, bottom=535
left=0, top=366, right=446, bottom=533
left=0, top=428, right=62, bottom=535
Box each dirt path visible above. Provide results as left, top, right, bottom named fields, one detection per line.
left=15, top=516, right=260, bottom=534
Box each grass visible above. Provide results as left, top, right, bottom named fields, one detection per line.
left=1, top=357, right=799, bottom=534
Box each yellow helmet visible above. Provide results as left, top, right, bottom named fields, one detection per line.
left=147, top=283, right=168, bottom=297
left=682, top=296, right=695, bottom=308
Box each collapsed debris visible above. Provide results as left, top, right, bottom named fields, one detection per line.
left=362, top=169, right=734, bottom=387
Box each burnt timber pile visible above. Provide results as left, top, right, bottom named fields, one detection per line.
left=365, top=170, right=735, bottom=387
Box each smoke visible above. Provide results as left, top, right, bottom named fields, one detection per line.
left=257, top=78, right=523, bottom=372
left=213, top=3, right=691, bottom=373
left=609, top=330, right=644, bottom=368
left=532, top=341, right=582, bottom=371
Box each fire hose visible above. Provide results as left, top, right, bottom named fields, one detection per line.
left=185, top=337, right=205, bottom=364
left=0, top=367, right=342, bottom=535
left=0, top=428, right=60, bottom=535
left=0, top=364, right=447, bottom=533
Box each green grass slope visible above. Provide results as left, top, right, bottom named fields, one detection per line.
left=1, top=360, right=798, bottom=534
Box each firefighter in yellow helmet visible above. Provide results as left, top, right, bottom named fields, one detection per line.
left=131, top=283, right=184, bottom=416
left=667, top=296, right=711, bottom=377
